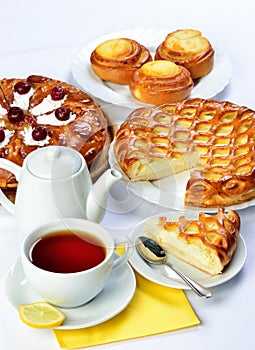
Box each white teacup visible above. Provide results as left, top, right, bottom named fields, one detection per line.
left=21, top=218, right=133, bottom=308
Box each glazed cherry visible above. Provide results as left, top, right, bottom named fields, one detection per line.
left=0, top=128, right=5, bottom=143
left=32, top=126, right=47, bottom=141
left=51, top=86, right=65, bottom=101
left=55, top=107, right=70, bottom=121
left=14, top=81, right=31, bottom=95
left=7, top=107, right=25, bottom=123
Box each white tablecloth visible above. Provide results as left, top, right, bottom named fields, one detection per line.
left=1, top=1, right=255, bottom=349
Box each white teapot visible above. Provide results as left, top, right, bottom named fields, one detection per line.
left=0, top=146, right=121, bottom=234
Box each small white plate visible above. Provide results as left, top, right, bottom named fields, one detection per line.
left=129, top=211, right=247, bottom=289
left=71, top=28, right=232, bottom=110
left=5, top=258, right=136, bottom=330
left=108, top=144, right=255, bottom=212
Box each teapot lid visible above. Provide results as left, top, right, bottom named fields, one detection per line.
left=27, top=146, right=83, bottom=179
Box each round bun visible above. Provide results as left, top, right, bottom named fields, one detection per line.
left=90, top=38, right=152, bottom=85
left=129, top=60, right=194, bottom=105
left=155, top=29, right=214, bottom=79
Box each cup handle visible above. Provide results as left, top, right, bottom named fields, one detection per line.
left=112, top=236, right=134, bottom=270
left=0, top=159, right=21, bottom=214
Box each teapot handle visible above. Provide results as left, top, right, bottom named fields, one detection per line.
left=0, top=159, right=21, bottom=214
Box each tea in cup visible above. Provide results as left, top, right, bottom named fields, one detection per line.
left=21, top=218, right=133, bottom=308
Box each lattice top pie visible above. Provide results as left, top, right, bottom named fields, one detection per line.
left=114, top=98, right=255, bottom=207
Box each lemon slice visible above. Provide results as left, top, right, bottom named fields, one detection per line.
left=18, top=302, right=65, bottom=329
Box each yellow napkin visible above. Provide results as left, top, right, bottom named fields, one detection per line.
left=54, top=271, right=200, bottom=349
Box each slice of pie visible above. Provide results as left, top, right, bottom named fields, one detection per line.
left=144, top=208, right=240, bottom=275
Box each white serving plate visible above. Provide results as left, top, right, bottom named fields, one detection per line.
left=71, top=28, right=232, bottom=110
left=108, top=143, right=255, bottom=212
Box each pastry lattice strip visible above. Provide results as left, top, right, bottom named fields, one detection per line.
left=114, top=98, right=255, bottom=207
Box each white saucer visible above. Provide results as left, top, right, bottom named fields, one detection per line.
left=5, top=258, right=136, bottom=330
left=129, top=212, right=247, bottom=289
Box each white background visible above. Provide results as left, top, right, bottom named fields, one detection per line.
left=1, top=0, right=255, bottom=349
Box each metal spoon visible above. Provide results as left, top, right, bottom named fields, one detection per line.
left=136, top=236, right=212, bottom=299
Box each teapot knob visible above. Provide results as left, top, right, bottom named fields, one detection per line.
left=46, top=146, right=61, bottom=159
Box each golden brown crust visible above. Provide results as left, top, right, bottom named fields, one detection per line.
left=0, top=75, right=107, bottom=189
left=114, top=98, right=255, bottom=207
left=129, top=60, right=194, bottom=104
left=145, top=208, right=240, bottom=275
left=90, top=38, right=152, bottom=85
left=155, top=29, right=214, bottom=79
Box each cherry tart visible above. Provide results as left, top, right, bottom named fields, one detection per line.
left=0, top=75, right=107, bottom=189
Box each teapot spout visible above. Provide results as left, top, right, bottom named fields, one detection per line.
left=86, top=168, right=122, bottom=223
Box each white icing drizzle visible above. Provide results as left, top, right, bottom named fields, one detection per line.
left=30, top=95, right=67, bottom=116
left=0, top=129, right=15, bottom=147
left=11, top=88, right=34, bottom=110
left=0, top=105, right=7, bottom=116
left=36, top=111, right=76, bottom=126
left=0, top=120, right=15, bottom=147
left=1, top=90, right=75, bottom=147
left=20, top=126, right=51, bottom=146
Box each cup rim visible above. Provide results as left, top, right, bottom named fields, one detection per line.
left=21, top=218, right=115, bottom=276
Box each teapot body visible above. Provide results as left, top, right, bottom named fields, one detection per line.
left=0, top=146, right=122, bottom=234
left=15, top=163, right=91, bottom=234
left=0, top=146, right=92, bottom=235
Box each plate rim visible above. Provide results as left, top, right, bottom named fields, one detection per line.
left=71, top=28, right=232, bottom=109
left=128, top=211, right=247, bottom=289
left=4, top=257, right=136, bottom=330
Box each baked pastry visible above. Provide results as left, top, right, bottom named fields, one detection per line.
left=155, top=29, right=214, bottom=79
left=144, top=208, right=240, bottom=275
left=114, top=98, right=255, bottom=208
left=0, top=75, right=108, bottom=189
left=90, top=38, right=152, bottom=84
left=129, top=60, right=194, bottom=104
